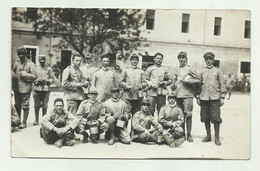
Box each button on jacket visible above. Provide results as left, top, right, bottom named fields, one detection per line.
left=174, top=65, right=199, bottom=98
left=33, top=65, right=54, bottom=91
left=91, top=67, right=118, bottom=102
left=41, top=109, right=79, bottom=134
left=76, top=99, right=106, bottom=124
left=132, top=110, right=162, bottom=140
left=145, top=65, right=172, bottom=96
left=198, top=66, right=226, bottom=100
left=120, top=66, right=145, bottom=100
left=158, top=104, right=184, bottom=128
left=12, top=59, right=37, bottom=93
left=62, top=64, right=85, bottom=101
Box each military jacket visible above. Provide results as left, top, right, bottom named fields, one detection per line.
left=33, top=65, right=54, bottom=91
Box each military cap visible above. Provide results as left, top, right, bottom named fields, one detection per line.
left=88, top=88, right=98, bottom=94
left=203, top=52, right=215, bottom=59
left=177, top=51, right=187, bottom=58
left=130, top=54, right=139, bottom=60
left=141, top=99, right=150, bottom=106
left=16, top=47, right=27, bottom=55
left=167, top=92, right=177, bottom=98
left=38, top=54, right=47, bottom=62
left=111, top=86, right=120, bottom=92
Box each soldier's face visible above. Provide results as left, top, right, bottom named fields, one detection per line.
left=18, top=53, right=26, bottom=61
left=205, top=57, right=214, bottom=66
left=154, top=55, right=163, bottom=65
left=178, top=56, right=187, bottom=66
left=111, top=91, right=119, bottom=99
left=102, top=58, right=110, bottom=68
left=54, top=102, right=64, bottom=114
left=85, top=58, right=92, bottom=64
left=168, top=97, right=176, bottom=105
left=88, top=93, right=97, bottom=101
left=131, top=58, right=139, bottom=66
left=73, top=56, right=82, bottom=68
left=141, top=104, right=149, bottom=113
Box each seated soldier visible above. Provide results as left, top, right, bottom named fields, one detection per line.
left=75, top=88, right=114, bottom=144
left=40, top=98, right=79, bottom=148
left=158, top=92, right=185, bottom=148
left=11, top=104, right=21, bottom=132
left=103, top=87, right=131, bottom=145
left=132, top=99, right=163, bottom=143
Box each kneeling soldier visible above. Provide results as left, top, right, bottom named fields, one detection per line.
left=132, top=99, right=163, bottom=143
left=75, top=88, right=112, bottom=144
left=158, top=92, right=185, bottom=148
left=103, top=87, right=132, bottom=145
left=40, top=98, right=79, bottom=148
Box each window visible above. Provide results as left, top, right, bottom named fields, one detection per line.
left=240, top=61, right=250, bottom=74
left=213, top=60, right=220, bottom=67
left=146, top=10, right=155, bottom=30
left=181, top=13, right=190, bottom=33
left=142, top=55, right=154, bottom=71
left=244, top=20, right=251, bottom=39
left=214, top=17, right=222, bottom=36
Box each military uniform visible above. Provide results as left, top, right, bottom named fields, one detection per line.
left=132, top=110, right=163, bottom=143
left=33, top=64, right=54, bottom=122
left=80, top=64, right=98, bottom=94
left=11, top=104, right=21, bottom=129
left=12, top=58, right=37, bottom=128
left=41, top=109, right=79, bottom=147
left=91, top=67, right=118, bottom=102
left=145, top=65, right=172, bottom=115
left=103, top=98, right=131, bottom=144
left=120, top=66, right=146, bottom=115
left=75, top=99, right=114, bottom=143
left=62, top=64, right=86, bottom=114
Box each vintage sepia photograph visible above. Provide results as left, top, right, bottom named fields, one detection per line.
left=11, top=7, right=250, bottom=159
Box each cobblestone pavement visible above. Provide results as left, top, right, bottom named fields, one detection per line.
left=11, top=92, right=250, bottom=159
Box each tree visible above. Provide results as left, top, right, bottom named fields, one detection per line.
left=12, top=8, right=146, bottom=62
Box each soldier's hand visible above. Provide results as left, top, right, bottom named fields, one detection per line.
left=197, top=99, right=201, bottom=106
left=220, top=98, right=225, bottom=106
left=158, top=127, right=163, bottom=133
left=54, top=127, right=64, bottom=137
left=158, top=81, right=165, bottom=87
left=162, top=121, right=173, bottom=128
left=126, top=85, right=132, bottom=90
left=100, top=123, right=109, bottom=131
left=77, top=83, right=84, bottom=87
left=19, top=71, right=27, bottom=78
left=144, top=129, right=150, bottom=134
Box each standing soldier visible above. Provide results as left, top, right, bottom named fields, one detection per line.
left=225, top=74, right=235, bottom=100
left=145, top=52, right=172, bottom=116
left=33, top=54, right=54, bottom=125
left=172, top=51, right=200, bottom=142
left=75, top=88, right=114, bottom=144
left=196, top=52, right=226, bottom=146
left=120, top=54, right=147, bottom=116
left=91, top=55, right=118, bottom=102
left=103, top=87, right=131, bottom=145
left=132, top=99, right=163, bottom=144
left=40, top=98, right=79, bottom=148
left=12, top=47, right=37, bottom=129
left=158, top=92, right=185, bottom=148
left=62, top=54, right=88, bottom=114
left=79, top=53, right=98, bottom=97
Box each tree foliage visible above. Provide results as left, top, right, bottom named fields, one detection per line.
left=12, top=8, right=146, bottom=61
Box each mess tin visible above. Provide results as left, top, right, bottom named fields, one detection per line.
left=116, top=119, right=126, bottom=128
left=89, top=126, right=98, bottom=134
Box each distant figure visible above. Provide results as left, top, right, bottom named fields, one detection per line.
left=40, top=98, right=79, bottom=148
left=225, top=74, right=235, bottom=100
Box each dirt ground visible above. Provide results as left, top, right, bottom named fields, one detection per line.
left=11, top=92, right=250, bottom=159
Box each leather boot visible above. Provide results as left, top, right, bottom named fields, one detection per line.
left=33, top=108, right=40, bottom=125
left=42, top=108, right=47, bottom=116
left=19, top=109, right=29, bottom=129
left=202, top=122, right=211, bottom=142
left=82, top=132, right=89, bottom=143
left=186, top=118, right=193, bottom=142
left=163, top=134, right=175, bottom=148
left=182, top=118, right=186, bottom=140
left=214, top=123, right=221, bottom=146
left=107, top=127, right=116, bottom=145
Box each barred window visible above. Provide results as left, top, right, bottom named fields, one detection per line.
left=181, top=13, right=190, bottom=33
left=146, top=10, right=155, bottom=30
left=214, top=17, right=222, bottom=36
left=244, top=20, right=251, bottom=39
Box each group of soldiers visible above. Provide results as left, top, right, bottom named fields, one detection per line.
left=11, top=46, right=226, bottom=148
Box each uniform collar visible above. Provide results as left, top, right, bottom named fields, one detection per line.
left=72, top=63, right=79, bottom=69
left=169, top=102, right=177, bottom=108
left=206, top=65, right=214, bottom=69
left=111, top=97, right=120, bottom=102
left=131, top=65, right=138, bottom=69
left=102, top=66, right=109, bottom=71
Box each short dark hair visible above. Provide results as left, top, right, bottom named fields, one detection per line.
left=154, top=52, right=164, bottom=59
left=54, top=98, right=64, bottom=105
left=101, top=55, right=110, bottom=62
left=72, top=54, right=82, bottom=60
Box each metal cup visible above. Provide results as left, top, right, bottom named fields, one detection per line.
left=89, top=126, right=98, bottom=135
left=157, top=135, right=163, bottom=143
